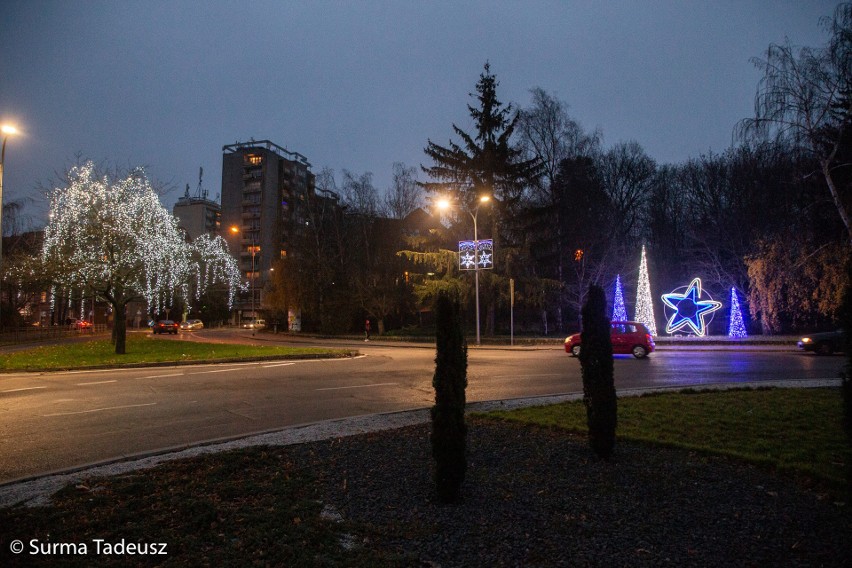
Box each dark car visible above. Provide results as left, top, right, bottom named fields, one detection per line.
left=565, top=321, right=655, bottom=359
left=152, top=320, right=179, bottom=335
left=797, top=329, right=845, bottom=355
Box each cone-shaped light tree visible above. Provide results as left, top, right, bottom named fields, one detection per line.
left=42, top=162, right=243, bottom=354
left=612, top=274, right=628, bottom=321
left=634, top=245, right=657, bottom=335
left=728, top=287, right=748, bottom=338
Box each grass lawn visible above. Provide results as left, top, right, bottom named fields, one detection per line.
left=0, top=335, right=356, bottom=371
left=479, top=387, right=850, bottom=489
left=0, top=388, right=846, bottom=567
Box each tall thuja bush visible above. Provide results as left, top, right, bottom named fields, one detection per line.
left=431, top=290, right=468, bottom=503
left=579, top=284, right=617, bottom=459
left=841, top=260, right=852, bottom=496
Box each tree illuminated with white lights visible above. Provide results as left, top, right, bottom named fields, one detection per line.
left=42, top=162, right=243, bottom=354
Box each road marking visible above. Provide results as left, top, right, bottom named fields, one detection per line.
left=2, top=386, right=48, bottom=393
left=316, top=382, right=398, bottom=391
left=136, top=372, right=183, bottom=379
left=42, top=402, right=157, bottom=417
left=186, top=368, right=240, bottom=375
left=263, top=362, right=295, bottom=368
left=76, top=380, right=117, bottom=386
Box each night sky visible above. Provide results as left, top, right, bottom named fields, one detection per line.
left=0, top=1, right=839, bottom=226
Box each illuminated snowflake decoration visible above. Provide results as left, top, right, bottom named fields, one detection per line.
left=458, top=239, right=494, bottom=270
left=42, top=162, right=244, bottom=315
left=660, top=278, right=722, bottom=336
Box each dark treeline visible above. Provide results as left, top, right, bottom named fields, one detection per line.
left=268, top=1, right=850, bottom=338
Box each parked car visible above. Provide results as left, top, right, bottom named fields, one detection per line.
left=797, top=329, right=845, bottom=355
left=70, top=319, right=92, bottom=330
left=565, top=321, right=655, bottom=359
left=152, top=320, right=179, bottom=335
left=180, top=319, right=204, bottom=331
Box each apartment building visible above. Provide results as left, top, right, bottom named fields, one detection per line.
left=220, top=139, right=315, bottom=322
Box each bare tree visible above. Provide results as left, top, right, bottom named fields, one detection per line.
left=738, top=3, right=852, bottom=243
left=384, top=162, right=423, bottom=219
left=517, top=87, right=601, bottom=202
left=596, top=141, right=656, bottom=242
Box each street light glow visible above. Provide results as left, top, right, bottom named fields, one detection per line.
left=436, top=198, right=450, bottom=210
left=1, top=125, right=18, bottom=136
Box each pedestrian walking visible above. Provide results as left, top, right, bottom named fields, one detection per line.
left=364, top=318, right=371, bottom=341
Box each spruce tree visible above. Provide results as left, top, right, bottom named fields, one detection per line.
left=579, top=284, right=617, bottom=459
left=421, top=62, right=543, bottom=210
left=431, top=290, right=468, bottom=503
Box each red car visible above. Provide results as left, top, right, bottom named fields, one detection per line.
left=152, top=320, right=179, bottom=335
left=565, top=321, right=655, bottom=359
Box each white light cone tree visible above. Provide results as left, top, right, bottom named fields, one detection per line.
left=42, top=162, right=243, bottom=354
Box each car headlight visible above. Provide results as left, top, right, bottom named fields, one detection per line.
left=801, top=337, right=812, bottom=343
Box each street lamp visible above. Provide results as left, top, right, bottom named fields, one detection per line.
left=230, top=225, right=257, bottom=335
left=437, top=195, right=491, bottom=346
left=0, top=124, right=19, bottom=331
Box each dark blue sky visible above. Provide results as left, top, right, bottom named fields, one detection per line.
left=0, top=1, right=839, bottom=227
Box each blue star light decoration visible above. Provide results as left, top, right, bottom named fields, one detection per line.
left=660, top=278, right=722, bottom=336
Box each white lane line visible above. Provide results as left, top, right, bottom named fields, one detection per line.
left=136, top=373, right=183, bottom=379
left=42, top=402, right=157, bottom=417
left=186, top=368, right=240, bottom=375
left=316, top=382, right=398, bottom=391
left=2, top=386, right=48, bottom=393
left=76, top=380, right=117, bottom=386
left=263, top=362, right=295, bottom=368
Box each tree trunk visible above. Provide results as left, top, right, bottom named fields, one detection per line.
left=821, top=159, right=852, bottom=245
left=113, top=301, right=127, bottom=355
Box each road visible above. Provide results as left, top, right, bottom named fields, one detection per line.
left=0, top=332, right=844, bottom=483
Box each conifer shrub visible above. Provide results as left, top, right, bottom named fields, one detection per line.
left=431, top=290, right=468, bottom=503
left=579, top=284, right=617, bottom=459
left=841, top=261, right=852, bottom=496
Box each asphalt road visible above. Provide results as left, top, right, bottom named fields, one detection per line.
left=0, top=331, right=844, bottom=483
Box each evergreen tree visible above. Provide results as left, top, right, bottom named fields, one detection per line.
left=431, top=290, right=468, bottom=503
left=579, top=284, right=617, bottom=459
left=422, top=62, right=543, bottom=210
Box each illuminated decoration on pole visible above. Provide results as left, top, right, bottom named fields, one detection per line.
left=634, top=245, right=657, bottom=335
left=612, top=274, right=628, bottom=321
left=661, top=278, right=722, bottom=336
left=458, top=239, right=493, bottom=270
left=728, top=287, right=748, bottom=338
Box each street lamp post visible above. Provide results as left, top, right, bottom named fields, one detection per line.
left=230, top=225, right=257, bottom=335
left=438, top=195, right=491, bottom=346
left=0, top=125, right=19, bottom=331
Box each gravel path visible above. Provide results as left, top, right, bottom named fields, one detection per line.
left=292, top=419, right=849, bottom=567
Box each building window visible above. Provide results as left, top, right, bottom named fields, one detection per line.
left=246, top=154, right=262, bottom=165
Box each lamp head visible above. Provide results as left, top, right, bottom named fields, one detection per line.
left=1, top=125, right=18, bottom=136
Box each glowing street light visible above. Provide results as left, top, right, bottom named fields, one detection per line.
left=437, top=195, right=491, bottom=346
left=0, top=124, right=20, bottom=331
